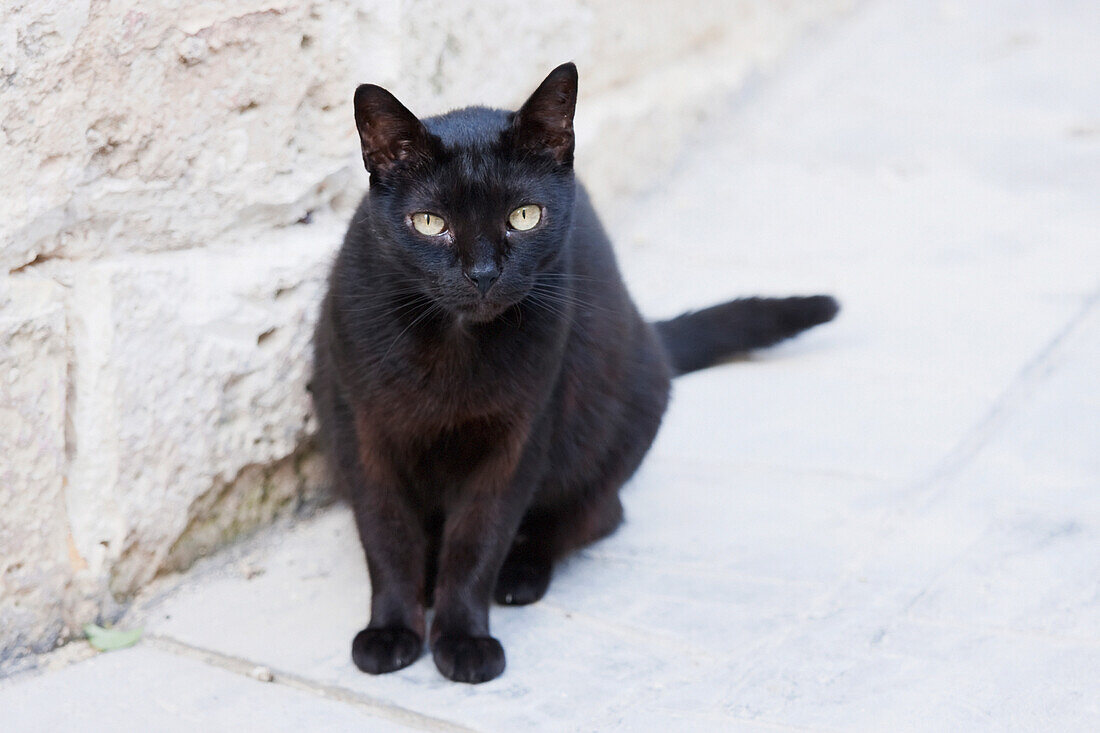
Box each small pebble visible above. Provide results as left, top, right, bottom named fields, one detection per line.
left=239, top=562, right=265, bottom=580
left=249, top=665, right=274, bottom=682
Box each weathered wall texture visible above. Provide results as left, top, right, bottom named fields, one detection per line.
left=0, top=0, right=851, bottom=666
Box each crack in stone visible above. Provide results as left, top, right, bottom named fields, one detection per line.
left=143, top=635, right=474, bottom=732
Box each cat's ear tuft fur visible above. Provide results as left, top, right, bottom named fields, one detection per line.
left=354, top=84, right=437, bottom=181
left=511, top=62, right=578, bottom=166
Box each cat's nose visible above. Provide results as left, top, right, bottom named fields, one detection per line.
left=465, top=264, right=500, bottom=297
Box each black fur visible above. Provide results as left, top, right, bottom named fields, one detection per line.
left=656, top=295, right=840, bottom=375
left=311, top=63, right=838, bottom=684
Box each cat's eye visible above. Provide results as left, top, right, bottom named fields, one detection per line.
left=508, top=205, right=541, bottom=231
left=410, top=212, right=446, bottom=236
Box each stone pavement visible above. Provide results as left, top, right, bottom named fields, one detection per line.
left=3, top=0, right=1097, bottom=729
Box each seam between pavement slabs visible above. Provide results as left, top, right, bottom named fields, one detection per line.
left=143, top=634, right=475, bottom=733
left=717, top=285, right=1100, bottom=701
left=904, top=285, right=1100, bottom=509
left=837, top=285, right=1100, bottom=600
left=811, top=286, right=1100, bottom=602
left=902, top=616, right=1100, bottom=648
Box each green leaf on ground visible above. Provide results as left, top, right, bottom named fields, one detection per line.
left=83, top=623, right=143, bottom=652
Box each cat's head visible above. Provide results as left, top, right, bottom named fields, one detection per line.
left=353, top=63, right=579, bottom=323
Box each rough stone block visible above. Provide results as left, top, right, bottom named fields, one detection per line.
left=65, top=222, right=340, bottom=597
left=0, top=277, right=76, bottom=661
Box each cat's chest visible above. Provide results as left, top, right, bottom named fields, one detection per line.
left=363, top=330, right=557, bottom=432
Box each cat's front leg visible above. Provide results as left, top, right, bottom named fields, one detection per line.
left=350, top=480, right=428, bottom=675
left=430, top=444, right=540, bottom=683
left=342, top=424, right=429, bottom=675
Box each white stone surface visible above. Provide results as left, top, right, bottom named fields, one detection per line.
left=0, top=0, right=849, bottom=664
left=0, top=277, right=84, bottom=660
left=4, top=0, right=1098, bottom=728
left=0, top=646, right=415, bottom=732
left=63, top=226, right=335, bottom=597
left=0, top=0, right=848, bottom=270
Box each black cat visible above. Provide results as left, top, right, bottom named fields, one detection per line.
left=311, top=62, right=838, bottom=683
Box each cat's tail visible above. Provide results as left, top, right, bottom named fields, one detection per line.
left=654, top=295, right=839, bottom=376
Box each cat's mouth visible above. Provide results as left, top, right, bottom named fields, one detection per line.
left=453, top=297, right=511, bottom=324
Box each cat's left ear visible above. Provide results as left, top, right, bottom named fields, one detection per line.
left=511, top=62, right=578, bottom=166
left=353, top=84, right=437, bottom=182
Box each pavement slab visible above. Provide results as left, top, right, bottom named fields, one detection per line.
left=0, top=646, right=429, bottom=732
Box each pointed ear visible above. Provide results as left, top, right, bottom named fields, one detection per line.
left=353, top=84, right=436, bottom=180
left=511, top=62, right=578, bottom=166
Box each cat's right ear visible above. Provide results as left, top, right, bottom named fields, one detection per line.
left=353, top=84, right=436, bottom=181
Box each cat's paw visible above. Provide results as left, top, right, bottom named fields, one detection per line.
left=494, top=555, right=552, bottom=605
left=431, top=634, right=505, bottom=683
left=351, top=627, right=422, bottom=674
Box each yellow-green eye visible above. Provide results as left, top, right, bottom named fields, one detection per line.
left=508, top=204, right=541, bottom=231
left=411, top=212, right=446, bottom=236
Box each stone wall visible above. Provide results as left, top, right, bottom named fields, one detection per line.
left=0, top=0, right=851, bottom=666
